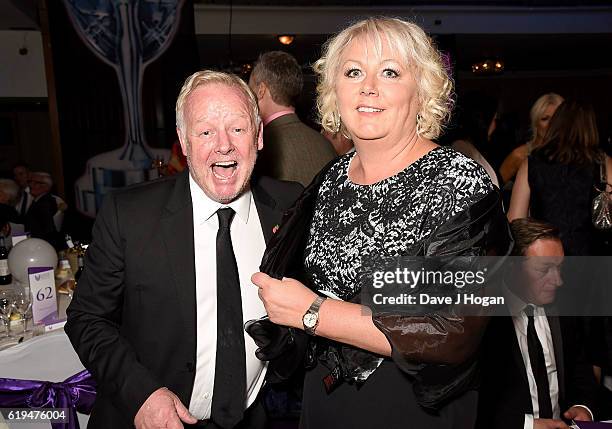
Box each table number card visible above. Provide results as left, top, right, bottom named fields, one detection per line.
left=11, top=233, right=28, bottom=246
left=28, top=267, right=58, bottom=324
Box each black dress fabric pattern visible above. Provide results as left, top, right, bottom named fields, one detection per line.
left=304, top=146, right=494, bottom=301
left=528, top=154, right=598, bottom=256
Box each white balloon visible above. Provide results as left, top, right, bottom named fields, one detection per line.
left=7, top=238, right=58, bottom=285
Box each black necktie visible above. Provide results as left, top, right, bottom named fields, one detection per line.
left=524, top=305, right=553, bottom=419
left=211, top=208, right=246, bottom=428
left=19, top=191, right=28, bottom=217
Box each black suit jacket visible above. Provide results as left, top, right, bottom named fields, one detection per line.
left=24, top=192, right=62, bottom=249
left=477, top=314, right=597, bottom=429
left=65, top=171, right=302, bottom=428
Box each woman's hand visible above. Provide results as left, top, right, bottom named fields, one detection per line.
left=252, top=272, right=318, bottom=329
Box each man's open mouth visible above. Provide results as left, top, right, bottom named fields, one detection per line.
left=211, top=161, right=238, bottom=180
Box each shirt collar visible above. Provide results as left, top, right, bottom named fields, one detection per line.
left=503, top=283, right=546, bottom=334
left=263, top=108, right=295, bottom=127
left=503, top=283, right=528, bottom=317
left=188, top=174, right=252, bottom=225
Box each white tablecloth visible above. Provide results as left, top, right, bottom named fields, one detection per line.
left=0, top=283, right=70, bottom=348
left=0, top=286, right=88, bottom=429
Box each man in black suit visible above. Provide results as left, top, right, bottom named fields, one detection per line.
left=66, top=71, right=302, bottom=429
left=13, top=162, right=32, bottom=217
left=24, top=172, right=63, bottom=249
left=477, top=218, right=597, bottom=429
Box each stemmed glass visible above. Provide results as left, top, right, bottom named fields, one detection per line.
left=0, top=291, right=16, bottom=338
left=67, top=281, right=76, bottom=300
left=13, top=292, right=33, bottom=334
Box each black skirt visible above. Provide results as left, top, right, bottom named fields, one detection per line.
left=300, top=359, right=478, bottom=429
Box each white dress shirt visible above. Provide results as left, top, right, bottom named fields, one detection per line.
left=506, top=288, right=559, bottom=429
left=505, top=287, right=592, bottom=429
left=14, top=187, right=32, bottom=216
left=187, top=175, right=268, bottom=419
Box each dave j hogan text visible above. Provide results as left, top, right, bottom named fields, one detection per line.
left=371, top=292, right=504, bottom=307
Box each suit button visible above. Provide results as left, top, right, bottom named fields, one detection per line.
left=186, top=362, right=195, bottom=372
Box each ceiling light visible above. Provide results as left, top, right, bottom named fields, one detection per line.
left=472, top=59, right=504, bottom=75
left=278, top=35, right=295, bottom=45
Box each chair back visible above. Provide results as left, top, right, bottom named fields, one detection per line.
left=0, top=331, right=90, bottom=429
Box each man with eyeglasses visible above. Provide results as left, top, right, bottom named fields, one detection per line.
left=24, top=172, right=62, bottom=249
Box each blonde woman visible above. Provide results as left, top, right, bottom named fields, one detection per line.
left=251, top=17, right=511, bottom=428
left=500, top=93, right=564, bottom=183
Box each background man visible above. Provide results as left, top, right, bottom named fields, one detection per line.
left=12, top=162, right=31, bottom=217
left=24, top=171, right=63, bottom=248
left=0, top=178, right=20, bottom=237
left=477, top=218, right=597, bottom=429
left=66, top=70, right=302, bottom=429
left=249, top=51, right=336, bottom=186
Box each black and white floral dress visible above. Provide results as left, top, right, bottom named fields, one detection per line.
left=300, top=146, right=495, bottom=429
left=304, top=146, right=493, bottom=299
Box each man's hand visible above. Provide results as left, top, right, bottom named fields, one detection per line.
left=534, top=418, right=570, bottom=429
left=564, top=405, right=593, bottom=422
left=134, top=387, right=198, bottom=429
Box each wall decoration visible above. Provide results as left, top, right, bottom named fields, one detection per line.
left=63, top=0, right=185, bottom=216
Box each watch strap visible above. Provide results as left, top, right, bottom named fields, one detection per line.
left=309, top=296, right=326, bottom=313
left=303, top=296, right=326, bottom=335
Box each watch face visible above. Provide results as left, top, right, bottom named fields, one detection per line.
left=303, top=312, right=318, bottom=328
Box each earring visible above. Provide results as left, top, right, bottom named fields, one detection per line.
left=333, top=112, right=341, bottom=134
left=416, top=112, right=423, bottom=133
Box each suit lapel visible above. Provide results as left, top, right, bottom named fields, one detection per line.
left=506, top=317, right=529, bottom=376
left=505, top=316, right=531, bottom=394
left=160, top=171, right=197, bottom=337
left=548, top=315, right=565, bottom=402
left=252, top=181, right=279, bottom=244
left=160, top=174, right=281, bottom=332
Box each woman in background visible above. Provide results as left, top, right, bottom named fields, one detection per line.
left=449, top=93, right=502, bottom=187
left=508, top=99, right=610, bottom=255
left=500, top=93, right=563, bottom=184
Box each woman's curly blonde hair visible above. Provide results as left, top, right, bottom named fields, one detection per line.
left=313, top=17, right=454, bottom=140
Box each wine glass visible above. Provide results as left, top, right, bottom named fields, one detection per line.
left=13, top=291, right=32, bottom=334
left=0, top=290, right=16, bottom=338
